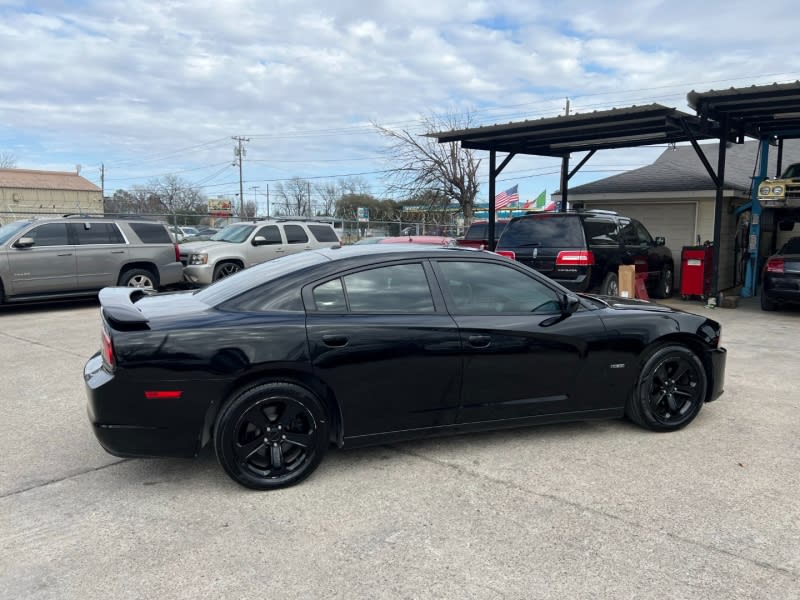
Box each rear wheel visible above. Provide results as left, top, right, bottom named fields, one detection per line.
left=600, top=272, right=619, bottom=296
left=214, top=382, right=329, bottom=490
left=213, top=261, right=242, bottom=281
left=626, top=344, right=707, bottom=431
left=760, top=286, right=777, bottom=311
left=118, top=268, right=156, bottom=289
left=652, top=266, right=674, bottom=299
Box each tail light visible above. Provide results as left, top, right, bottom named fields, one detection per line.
left=101, top=328, right=115, bottom=370
left=766, top=258, right=785, bottom=273
left=495, top=250, right=516, bottom=259
left=174, top=243, right=181, bottom=262
left=556, top=250, right=595, bottom=266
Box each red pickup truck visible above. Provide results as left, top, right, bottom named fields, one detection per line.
left=456, top=220, right=509, bottom=249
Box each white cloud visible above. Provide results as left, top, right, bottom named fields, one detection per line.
left=0, top=0, right=798, bottom=200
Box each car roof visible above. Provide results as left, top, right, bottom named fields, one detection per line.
left=314, top=244, right=482, bottom=261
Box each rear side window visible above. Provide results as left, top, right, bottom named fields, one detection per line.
left=583, top=218, right=618, bottom=246
left=128, top=222, right=172, bottom=244
left=284, top=225, right=309, bottom=244
left=499, top=215, right=584, bottom=247
left=343, top=263, right=434, bottom=313
left=308, top=224, right=339, bottom=243
left=71, top=222, right=125, bottom=245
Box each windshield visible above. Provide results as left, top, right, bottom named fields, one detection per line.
left=781, top=163, right=800, bottom=178
left=0, top=220, right=32, bottom=245
left=209, top=224, right=256, bottom=243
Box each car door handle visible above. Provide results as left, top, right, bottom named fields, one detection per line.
left=322, top=334, right=349, bottom=347
left=57, top=253, right=73, bottom=257
left=468, top=335, right=491, bottom=348
left=111, top=250, right=125, bottom=254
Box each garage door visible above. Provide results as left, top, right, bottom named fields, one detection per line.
left=583, top=202, right=696, bottom=285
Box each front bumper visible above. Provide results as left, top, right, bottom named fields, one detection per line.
left=707, top=347, right=727, bottom=403
left=182, top=264, right=214, bottom=285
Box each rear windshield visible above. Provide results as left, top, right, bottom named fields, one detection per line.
left=498, top=215, right=585, bottom=248
left=194, top=250, right=330, bottom=306
left=464, top=222, right=507, bottom=241
left=781, top=237, right=800, bottom=254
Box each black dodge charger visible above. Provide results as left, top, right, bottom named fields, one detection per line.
left=85, top=245, right=726, bottom=490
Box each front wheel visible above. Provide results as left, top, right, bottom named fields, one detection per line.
left=214, top=382, right=329, bottom=490
left=213, top=261, right=242, bottom=281
left=626, top=345, right=707, bottom=431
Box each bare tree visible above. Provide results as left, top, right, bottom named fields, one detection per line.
left=373, top=111, right=481, bottom=221
left=149, top=174, right=204, bottom=214
left=0, top=152, right=17, bottom=168
left=315, top=182, right=338, bottom=216
left=275, top=177, right=311, bottom=216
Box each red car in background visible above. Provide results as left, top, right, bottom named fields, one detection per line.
left=456, top=220, right=510, bottom=249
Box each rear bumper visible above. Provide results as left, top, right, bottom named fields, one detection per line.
left=707, top=347, right=727, bottom=403
left=84, top=353, right=206, bottom=458
left=159, top=262, right=185, bottom=287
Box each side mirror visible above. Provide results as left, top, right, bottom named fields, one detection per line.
left=654, top=236, right=666, bottom=246
left=561, top=293, right=580, bottom=315
left=252, top=236, right=267, bottom=246
left=13, top=237, right=35, bottom=249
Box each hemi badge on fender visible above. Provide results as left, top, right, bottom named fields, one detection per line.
left=609, top=364, right=626, bottom=369
left=144, top=391, right=184, bottom=399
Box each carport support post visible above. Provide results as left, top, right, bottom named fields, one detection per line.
left=710, top=118, right=729, bottom=302
left=559, top=156, right=569, bottom=211
left=741, top=138, right=770, bottom=297
left=488, top=151, right=497, bottom=251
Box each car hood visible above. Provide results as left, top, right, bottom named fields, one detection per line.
left=581, top=293, right=675, bottom=313
left=179, top=240, right=237, bottom=253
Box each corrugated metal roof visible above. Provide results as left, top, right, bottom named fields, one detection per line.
left=562, top=139, right=800, bottom=196
left=429, top=104, right=715, bottom=156
left=0, top=168, right=101, bottom=192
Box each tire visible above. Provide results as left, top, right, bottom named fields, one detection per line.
left=652, top=266, right=674, bottom=299
left=214, top=381, right=329, bottom=490
left=118, top=268, right=157, bottom=289
left=213, top=261, right=242, bottom=281
left=600, top=272, right=619, bottom=296
left=626, top=344, right=707, bottom=432
left=760, top=286, right=777, bottom=311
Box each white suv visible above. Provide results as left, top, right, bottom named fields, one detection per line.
left=180, top=220, right=340, bottom=284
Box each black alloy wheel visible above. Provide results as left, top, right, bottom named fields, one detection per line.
left=215, top=382, right=328, bottom=490
left=213, top=262, right=242, bottom=281
left=626, top=345, right=707, bottom=431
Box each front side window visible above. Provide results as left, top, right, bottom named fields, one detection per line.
left=343, top=263, right=434, bottom=313
left=255, top=225, right=282, bottom=244
left=438, top=260, right=561, bottom=314
left=24, top=223, right=69, bottom=247
left=632, top=221, right=654, bottom=245
left=284, top=225, right=309, bottom=244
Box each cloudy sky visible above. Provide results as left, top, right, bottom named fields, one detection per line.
left=1, top=0, right=798, bottom=212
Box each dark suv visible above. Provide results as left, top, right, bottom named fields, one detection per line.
left=495, top=210, right=674, bottom=298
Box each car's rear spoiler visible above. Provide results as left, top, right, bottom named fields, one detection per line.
left=99, top=287, right=152, bottom=330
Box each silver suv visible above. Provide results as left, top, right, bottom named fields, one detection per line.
left=0, top=216, right=183, bottom=304
left=180, top=220, right=340, bottom=284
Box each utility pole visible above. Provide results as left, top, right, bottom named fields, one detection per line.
left=307, top=181, right=312, bottom=216
left=249, top=185, right=260, bottom=218
left=266, top=184, right=270, bottom=219
left=232, top=136, right=250, bottom=220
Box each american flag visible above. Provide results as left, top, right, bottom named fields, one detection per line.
left=494, top=185, right=519, bottom=209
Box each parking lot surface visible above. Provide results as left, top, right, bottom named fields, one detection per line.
left=0, top=297, right=798, bottom=599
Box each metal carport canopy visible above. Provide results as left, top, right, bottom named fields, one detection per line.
left=429, top=103, right=716, bottom=255
left=687, top=80, right=800, bottom=298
